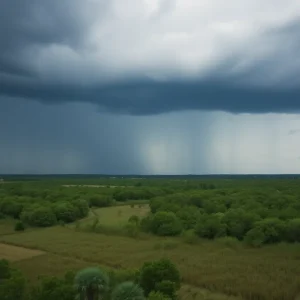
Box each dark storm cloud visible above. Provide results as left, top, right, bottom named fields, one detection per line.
left=1, top=0, right=300, bottom=115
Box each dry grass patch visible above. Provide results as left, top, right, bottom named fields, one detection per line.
left=1, top=227, right=300, bottom=299
left=0, top=242, right=45, bottom=262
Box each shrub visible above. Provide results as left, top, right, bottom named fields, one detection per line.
left=14, top=221, right=25, bottom=231
left=111, top=281, right=145, bottom=300
left=139, top=258, right=180, bottom=297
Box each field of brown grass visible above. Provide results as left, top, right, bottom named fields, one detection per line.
left=0, top=242, right=45, bottom=262
left=1, top=225, right=299, bottom=300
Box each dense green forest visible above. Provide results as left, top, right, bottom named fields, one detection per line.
left=1, top=176, right=300, bottom=299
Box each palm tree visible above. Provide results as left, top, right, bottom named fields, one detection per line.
left=111, top=281, right=145, bottom=300
left=74, top=267, right=109, bottom=300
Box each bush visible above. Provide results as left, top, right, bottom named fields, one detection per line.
left=139, top=258, right=180, bottom=297
left=14, top=221, right=25, bottom=231
left=149, top=211, right=183, bottom=236
left=195, top=214, right=227, bottom=239
left=111, top=281, right=145, bottom=300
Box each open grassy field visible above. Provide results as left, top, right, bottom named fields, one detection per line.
left=1, top=225, right=299, bottom=299
left=0, top=219, right=16, bottom=236
left=76, top=204, right=150, bottom=228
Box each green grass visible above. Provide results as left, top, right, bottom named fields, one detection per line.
left=1, top=226, right=300, bottom=300
left=0, top=219, right=15, bottom=235
left=72, top=204, right=149, bottom=229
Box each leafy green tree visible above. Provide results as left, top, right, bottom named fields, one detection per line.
left=139, top=258, right=180, bottom=297
left=195, top=214, right=227, bottom=239
left=223, top=209, right=260, bottom=240
left=53, top=202, right=78, bottom=223
left=254, top=218, right=286, bottom=244
left=176, top=206, right=201, bottom=230
left=74, top=267, right=109, bottom=300
left=21, top=207, right=57, bottom=227
left=72, top=199, right=89, bottom=218
left=244, top=227, right=265, bottom=247
left=111, top=281, right=145, bottom=300
left=150, top=211, right=183, bottom=236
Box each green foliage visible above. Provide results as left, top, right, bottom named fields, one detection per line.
left=139, top=258, right=180, bottom=297
left=148, top=211, right=183, bottom=236
left=147, top=291, right=171, bottom=300
left=128, top=215, right=140, bottom=224
left=154, top=280, right=177, bottom=300
left=14, top=220, right=25, bottom=231
left=53, top=202, right=78, bottom=223
left=124, top=222, right=140, bottom=238
left=285, top=218, right=300, bottom=242
left=21, top=207, right=57, bottom=227
left=30, top=274, right=76, bottom=300
left=0, top=260, right=26, bottom=300
left=223, top=209, right=260, bottom=240
left=74, top=267, right=109, bottom=300
left=72, top=199, right=89, bottom=218
left=89, top=195, right=114, bottom=208
left=195, top=214, right=227, bottom=239
left=244, top=227, right=265, bottom=247
left=0, top=259, right=11, bottom=280
left=111, top=281, right=145, bottom=300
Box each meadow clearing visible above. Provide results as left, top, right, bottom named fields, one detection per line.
left=1, top=176, right=300, bottom=299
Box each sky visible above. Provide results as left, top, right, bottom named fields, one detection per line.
left=1, top=0, right=300, bottom=174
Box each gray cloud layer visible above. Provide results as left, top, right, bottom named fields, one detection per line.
left=1, top=0, right=300, bottom=115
